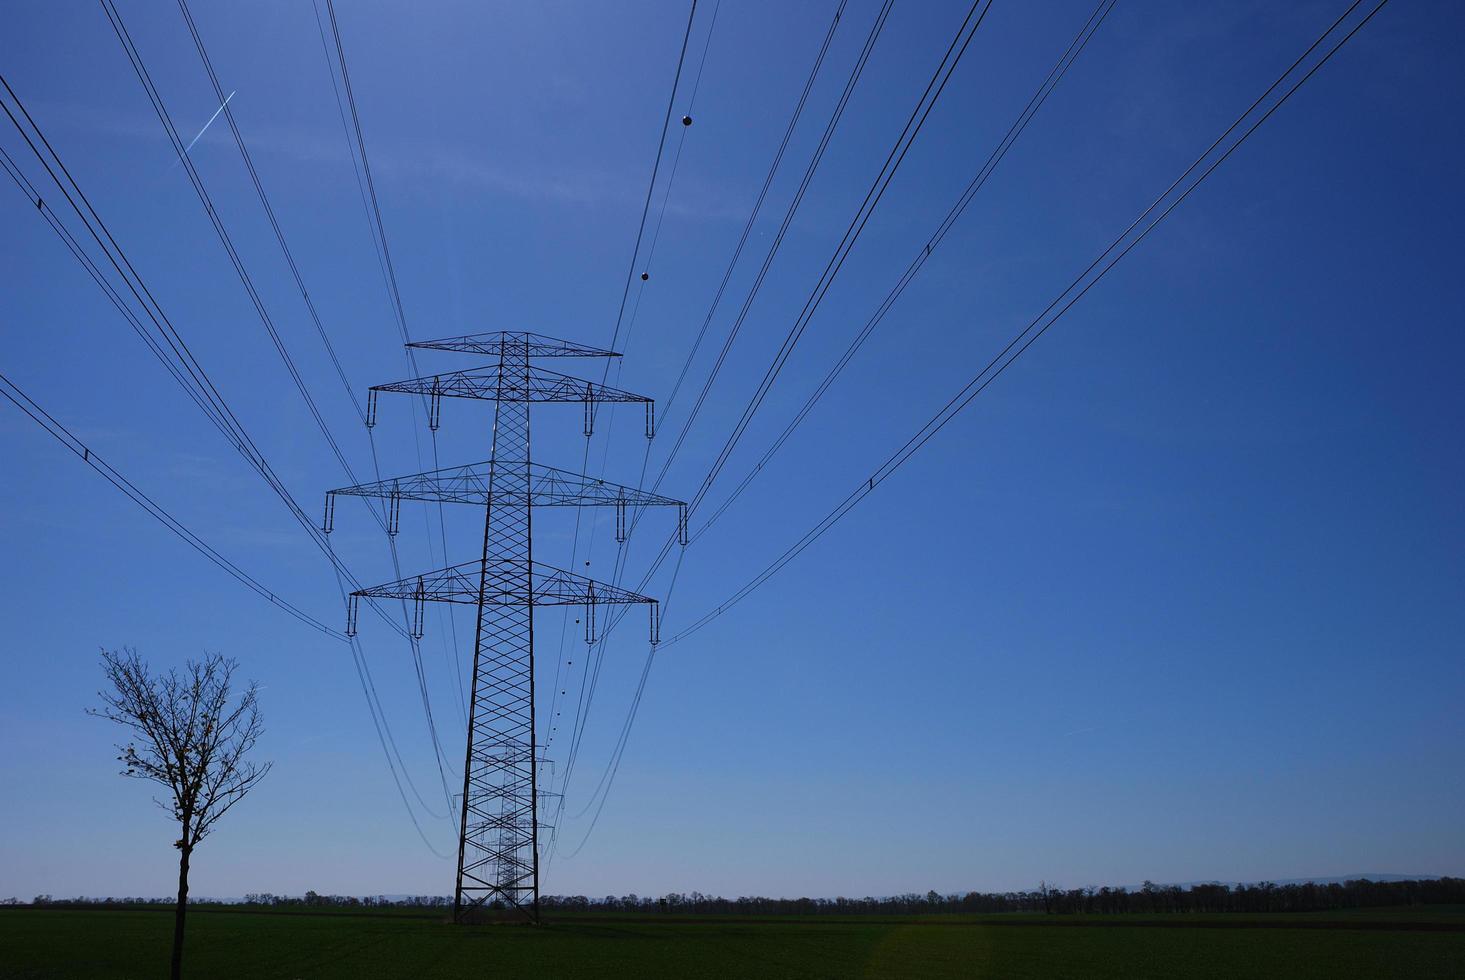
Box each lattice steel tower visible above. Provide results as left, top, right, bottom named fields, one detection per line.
left=326, top=332, right=687, bottom=923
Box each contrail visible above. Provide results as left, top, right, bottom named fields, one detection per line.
left=183, top=89, right=235, bottom=154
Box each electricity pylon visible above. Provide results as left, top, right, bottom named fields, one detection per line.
left=326, top=331, right=686, bottom=923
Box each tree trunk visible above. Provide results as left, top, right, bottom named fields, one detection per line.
left=171, top=844, right=191, bottom=980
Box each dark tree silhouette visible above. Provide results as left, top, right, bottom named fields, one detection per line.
left=89, top=648, right=271, bottom=980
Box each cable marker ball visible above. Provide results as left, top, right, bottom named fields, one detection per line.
left=682, top=115, right=693, bottom=127
left=641, top=272, right=649, bottom=281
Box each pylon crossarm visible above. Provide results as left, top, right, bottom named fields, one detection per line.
left=408, top=330, right=619, bottom=359
left=371, top=362, right=650, bottom=405
left=351, top=559, right=657, bottom=607
left=328, top=460, right=684, bottom=510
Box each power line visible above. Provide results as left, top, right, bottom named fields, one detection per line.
left=662, top=0, right=1391, bottom=648
left=539, top=0, right=726, bottom=837
left=552, top=0, right=893, bottom=798
left=0, top=67, right=458, bottom=842
left=558, top=0, right=1118, bottom=849
left=697, top=0, right=1117, bottom=538
left=104, top=0, right=458, bottom=809
left=593, top=0, right=721, bottom=370
left=659, top=0, right=850, bottom=423
left=540, top=0, right=958, bottom=775
left=0, top=74, right=389, bottom=617
left=557, top=0, right=1389, bottom=841
left=0, top=148, right=448, bottom=847
left=100, top=0, right=367, bottom=493
left=573, top=0, right=982, bottom=743
left=0, top=140, right=235, bottom=442
left=0, top=369, right=344, bottom=641
left=307, top=0, right=471, bottom=770
left=174, top=0, right=364, bottom=422
left=330, top=570, right=453, bottom=855
left=4, top=42, right=455, bottom=849
left=605, top=0, right=700, bottom=356
left=685, top=0, right=994, bottom=516
left=547, top=7, right=842, bottom=771
left=562, top=545, right=685, bottom=847
left=627, top=0, right=722, bottom=311
left=1, top=88, right=246, bottom=461
left=323, top=0, right=414, bottom=350
left=0, top=71, right=477, bottom=838
left=540, top=0, right=726, bottom=785
left=545, top=0, right=899, bottom=735
left=556, top=0, right=979, bottom=856
left=313, top=0, right=469, bottom=725
left=644, top=0, right=895, bottom=501
left=310, top=0, right=471, bottom=801
left=552, top=0, right=710, bottom=641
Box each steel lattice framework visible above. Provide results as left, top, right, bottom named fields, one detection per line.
left=327, top=460, right=687, bottom=539
left=329, top=331, right=683, bottom=923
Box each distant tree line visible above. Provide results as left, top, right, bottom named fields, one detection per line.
left=11, top=877, right=1462, bottom=916
left=8, top=892, right=449, bottom=910
left=538, top=878, right=1465, bottom=916
left=241, top=892, right=451, bottom=908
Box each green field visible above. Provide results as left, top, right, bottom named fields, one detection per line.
left=3, top=907, right=1464, bottom=979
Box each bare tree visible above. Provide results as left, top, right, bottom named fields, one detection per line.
left=89, top=648, right=271, bottom=980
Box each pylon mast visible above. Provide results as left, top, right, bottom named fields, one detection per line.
left=329, top=331, right=683, bottom=923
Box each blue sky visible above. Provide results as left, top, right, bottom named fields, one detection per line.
left=1, top=0, right=1461, bottom=901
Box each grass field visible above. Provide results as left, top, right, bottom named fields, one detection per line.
left=3, top=906, right=1464, bottom=978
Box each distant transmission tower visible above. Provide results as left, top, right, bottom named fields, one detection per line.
left=326, top=332, right=687, bottom=923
